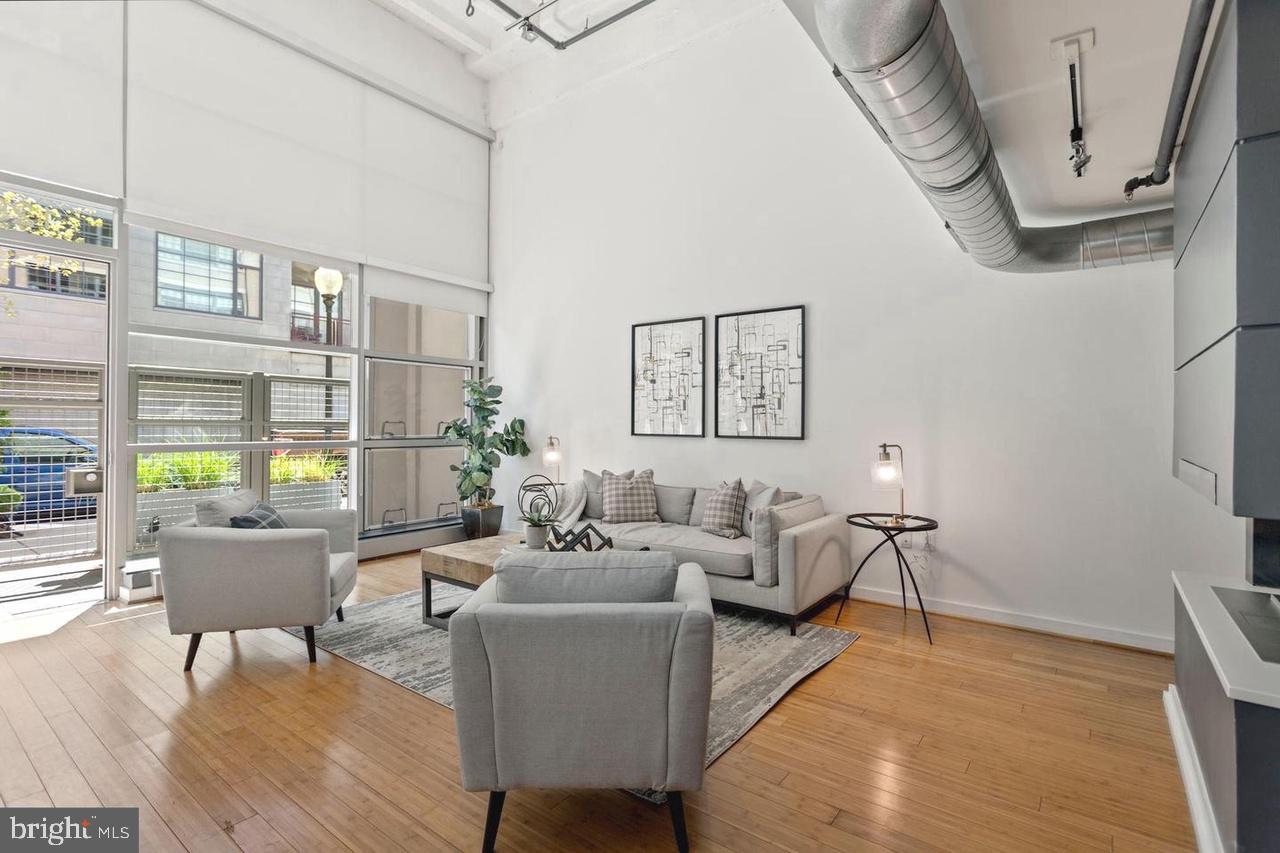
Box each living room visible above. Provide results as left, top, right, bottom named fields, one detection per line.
left=1, top=0, right=1276, bottom=851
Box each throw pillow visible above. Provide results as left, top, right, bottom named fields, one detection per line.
left=688, top=487, right=716, bottom=527
left=583, top=468, right=634, bottom=519
left=759, top=495, right=826, bottom=587
left=654, top=484, right=696, bottom=525
left=229, top=501, right=289, bottom=530
left=701, top=479, right=747, bottom=539
left=741, top=480, right=782, bottom=536
left=194, top=488, right=258, bottom=527
left=603, top=469, right=660, bottom=524
left=553, top=479, right=588, bottom=528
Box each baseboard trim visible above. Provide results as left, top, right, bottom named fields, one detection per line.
left=1164, top=685, right=1224, bottom=853
left=847, top=585, right=1172, bottom=652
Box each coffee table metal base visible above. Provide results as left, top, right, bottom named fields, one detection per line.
left=422, top=573, right=479, bottom=630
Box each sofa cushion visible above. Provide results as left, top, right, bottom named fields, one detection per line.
left=494, top=550, right=677, bottom=603
left=229, top=501, right=289, bottom=530
left=329, top=551, right=357, bottom=597
left=613, top=524, right=754, bottom=579
left=194, top=489, right=258, bottom=528
left=743, top=482, right=782, bottom=585
left=583, top=469, right=633, bottom=519
left=701, top=479, right=746, bottom=539
left=772, top=495, right=826, bottom=533
left=741, top=480, right=782, bottom=536
left=655, top=484, right=696, bottom=525
left=688, top=487, right=716, bottom=527
left=603, top=469, right=660, bottom=523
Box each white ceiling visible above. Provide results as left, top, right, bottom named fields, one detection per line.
left=377, top=0, right=1191, bottom=221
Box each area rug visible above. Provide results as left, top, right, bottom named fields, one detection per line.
left=288, top=586, right=856, bottom=787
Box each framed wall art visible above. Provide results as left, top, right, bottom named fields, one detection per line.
left=715, top=305, right=804, bottom=439
left=632, top=316, right=705, bottom=437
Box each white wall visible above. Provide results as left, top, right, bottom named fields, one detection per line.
left=488, top=0, right=1245, bottom=649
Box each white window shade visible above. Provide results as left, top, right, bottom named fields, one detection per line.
left=363, top=265, right=487, bottom=318
left=125, top=1, right=489, bottom=281
left=0, top=1, right=124, bottom=196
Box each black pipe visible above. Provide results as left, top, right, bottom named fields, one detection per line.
left=1124, top=0, right=1216, bottom=199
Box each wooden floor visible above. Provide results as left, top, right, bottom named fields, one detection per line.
left=0, top=552, right=1194, bottom=852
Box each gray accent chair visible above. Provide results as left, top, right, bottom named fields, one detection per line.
left=158, top=509, right=357, bottom=670
left=450, top=550, right=714, bottom=853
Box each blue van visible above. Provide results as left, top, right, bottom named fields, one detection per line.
left=0, top=427, right=98, bottom=520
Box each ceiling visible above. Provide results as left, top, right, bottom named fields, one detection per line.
left=378, top=0, right=1193, bottom=222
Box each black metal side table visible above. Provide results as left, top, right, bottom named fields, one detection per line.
left=838, top=513, right=938, bottom=644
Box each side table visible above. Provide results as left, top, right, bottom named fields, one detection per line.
left=838, top=513, right=938, bottom=644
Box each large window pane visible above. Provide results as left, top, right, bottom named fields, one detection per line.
left=129, top=370, right=248, bottom=444
left=132, top=451, right=241, bottom=553
left=0, top=184, right=114, bottom=247
left=2, top=245, right=108, bottom=300
left=367, top=296, right=474, bottom=359
left=363, top=446, right=462, bottom=531
left=155, top=232, right=262, bottom=318
left=365, top=359, right=466, bottom=439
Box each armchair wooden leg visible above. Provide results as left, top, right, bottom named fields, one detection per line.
left=336, top=606, right=344, bottom=622
left=667, top=791, right=690, bottom=853
left=789, top=616, right=797, bottom=636
left=303, top=626, right=317, bottom=663
left=482, top=791, right=505, bottom=853
left=183, top=634, right=202, bottom=672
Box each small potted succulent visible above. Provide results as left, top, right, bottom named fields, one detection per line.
left=519, top=506, right=554, bottom=550
left=442, top=377, right=530, bottom=538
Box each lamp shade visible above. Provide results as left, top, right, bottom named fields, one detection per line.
left=313, top=267, right=345, bottom=298
left=541, top=435, right=562, bottom=467
left=871, top=453, right=902, bottom=490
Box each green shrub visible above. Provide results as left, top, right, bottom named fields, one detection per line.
left=0, top=485, right=23, bottom=516
left=270, top=453, right=343, bottom=485
left=137, top=452, right=237, bottom=492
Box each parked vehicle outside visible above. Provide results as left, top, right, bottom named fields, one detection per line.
left=0, top=427, right=98, bottom=520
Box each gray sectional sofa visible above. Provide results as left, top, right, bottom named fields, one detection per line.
left=570, top=478, right=851, bottom=633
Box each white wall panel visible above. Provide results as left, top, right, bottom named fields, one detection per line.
left=0, top=1, right=124, bottom=195
left=126, top=0, right=365, bottom=261
left=363, top=89, right=489, bottom=283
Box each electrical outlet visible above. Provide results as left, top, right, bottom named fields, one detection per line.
left=922, top=531, right=935, bottom=553
left=899, top=533, right=913, bottom=550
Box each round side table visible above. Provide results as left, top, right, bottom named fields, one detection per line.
left=839, top=513, right=939, bottom=644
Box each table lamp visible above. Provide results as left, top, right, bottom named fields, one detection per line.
left=872, top=442, right=905, bottom=525
left=541, top=435, right=562, bottom=483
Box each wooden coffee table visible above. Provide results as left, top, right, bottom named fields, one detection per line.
left=420, top=532, right=525, bottom=629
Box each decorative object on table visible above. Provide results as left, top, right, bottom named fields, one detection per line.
left=517, top=474, right=559, bottom=550
left=602, top=469, right=661, bottom=523
left=839, top=512, right=938, bottom=644
left=541, top=435, right=563, bottom=482
left=872, top=442, right=907, bottom=525
left=632, top=316, right=705, bottom=437
left=548, top=521, right=614, bottom=552
left=441, top=377, right=530, bottom=538
left=715, top=305, right=804, bottom=439
left=290, top=583, right=857, bottom=803
left=701, top=478, right=747, bottom=539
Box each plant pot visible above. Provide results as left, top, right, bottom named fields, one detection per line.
left=524, top=524, right=549, bottom=550
left=462, top=504, right=504, bottom=539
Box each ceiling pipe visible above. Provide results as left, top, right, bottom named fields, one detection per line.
left=1124, top=0, right=1216, bottom=199
left=812, top=0, right=1174, bottom=273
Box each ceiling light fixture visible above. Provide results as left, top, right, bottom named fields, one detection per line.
left=520, top=21, right=537, bottom=41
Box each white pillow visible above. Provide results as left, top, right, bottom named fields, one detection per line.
left=193, top=488, right=258, bottom=527
left=554, top=480, right=587, bottom=528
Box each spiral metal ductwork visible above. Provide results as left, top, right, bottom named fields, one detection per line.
left=813, top=0, right=1174, bottom=273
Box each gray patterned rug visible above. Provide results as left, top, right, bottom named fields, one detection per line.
left=289, top=585, right=856, bottom=777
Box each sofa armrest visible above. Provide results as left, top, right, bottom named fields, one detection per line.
left=777, top=513, right=850, bottom=616
left=158, top=527, right=331, bottom=633
left=277, top=508, right=357, bottom=554
left=450, top=578, right=499, bottom=791
left=668, top=563, right=714, bottom=791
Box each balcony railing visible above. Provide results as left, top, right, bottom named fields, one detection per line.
left=289, top=311, right=350, bottom=347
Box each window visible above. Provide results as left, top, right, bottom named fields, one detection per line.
left=2, top=245, right=108, bottom=300
left=6, top=432, right=95, bottom=464
left=290, top=262, right=348, bottom=345
left=156, top=232, right=262, bottom=318
left=0, top=185, right=114, bottom=247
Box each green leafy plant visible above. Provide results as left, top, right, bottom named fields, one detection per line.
left=442, top=377, right=529, bottom=507
left=270, top=453, right=343, bottom=485
left=519, top=506, right=555, bottom=527
left=137, top=452, right=237, bottom=492
left=0, top=485, right=22, bottom=516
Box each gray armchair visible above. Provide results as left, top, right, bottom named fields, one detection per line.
left=158, top=508, right=357, bottom=670
left=450, top=550, right=714, bottom=853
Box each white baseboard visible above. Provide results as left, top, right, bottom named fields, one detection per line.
left=847, top=585, right=1172, bottom=652
left=1163, top=685, right=1223, bottom=853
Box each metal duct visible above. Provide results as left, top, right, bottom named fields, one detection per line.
left=813, top=0, right=1174, bottom=273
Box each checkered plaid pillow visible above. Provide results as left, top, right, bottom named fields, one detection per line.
left=701, top=479, right=746, bottom=539
left=602, top=469, right=661, bottom=524
left=229, top=501, right=289, bottom=530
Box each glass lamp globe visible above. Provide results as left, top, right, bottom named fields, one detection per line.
left=313, top=267, right=345, bottom=298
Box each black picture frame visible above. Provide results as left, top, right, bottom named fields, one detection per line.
left=714, top=305, right=805, bottom=440
left=631, top=316, right=706, bottom=437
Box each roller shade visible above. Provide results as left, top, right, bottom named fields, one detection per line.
left=125, top=0, right=488, bottom=280
left=363, top=265, right=487, bottom=318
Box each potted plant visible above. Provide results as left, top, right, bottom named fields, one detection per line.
left=443, top=377, right=530, bottom=538
left=519, top=505, right=554, bottom=550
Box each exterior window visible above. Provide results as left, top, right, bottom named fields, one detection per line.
left=290, top=262, right=347, bottom=346
left=0, top=185, right=114, bottom=247
left=156, top=232, right=262, bottom=318
left=2, top=245, right=108, bottom=300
